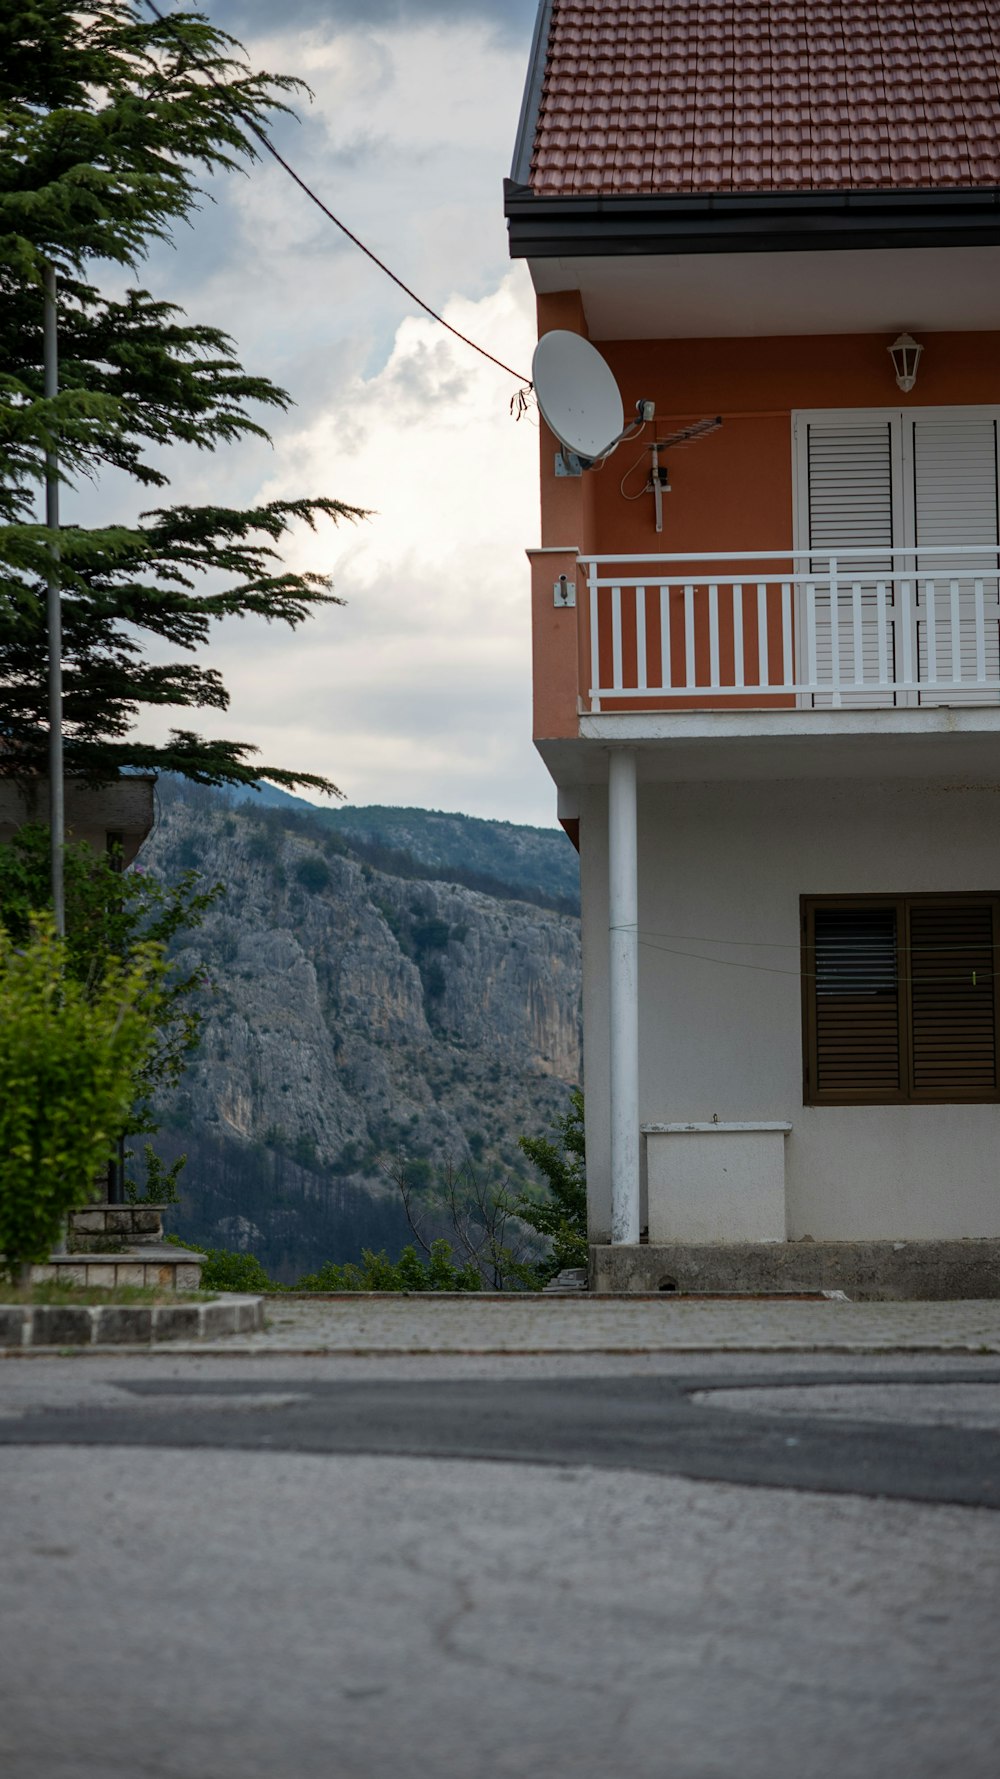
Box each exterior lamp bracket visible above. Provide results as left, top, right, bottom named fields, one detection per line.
left=889, top=333, right=923, bottom=394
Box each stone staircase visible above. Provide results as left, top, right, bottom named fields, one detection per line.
left=31, top=1203, right=206, bottom=1290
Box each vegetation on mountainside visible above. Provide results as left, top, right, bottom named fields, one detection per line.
left=386, top=1152, right=545, bottom=1291
left=138, top=780, right=582, bottom=1278
left=190, top=778, right=581, bottom=914
left=183, top=1097, right=589, bottom=1294
left=0, top=0, right=364, bottom=790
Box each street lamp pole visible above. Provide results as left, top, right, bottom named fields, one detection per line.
left=43, top=261, right=65, bottom=937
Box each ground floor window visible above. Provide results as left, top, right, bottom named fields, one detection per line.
left=801, top=895, right=1000, bottom=1104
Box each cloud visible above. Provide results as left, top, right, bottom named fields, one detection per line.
left=207, top=0, right=538, bottom=48
left=93, top=7, right=554, bottom=824
left=126, top=267, right=553, bottom=823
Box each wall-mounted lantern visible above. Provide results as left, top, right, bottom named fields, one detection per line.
left=888, top=333, right=923, bottom=394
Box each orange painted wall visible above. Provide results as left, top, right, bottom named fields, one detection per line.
left=585, top=331, right=1000, bottom=558
left=530, top=302, right=1000, bottom=731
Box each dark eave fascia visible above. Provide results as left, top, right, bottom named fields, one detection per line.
left=510, top=0, right=554, bottom=189
left=504, top=183, right=1000, bottom=258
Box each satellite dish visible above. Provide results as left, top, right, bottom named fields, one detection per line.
left=532, top=331, right=625, bottom=462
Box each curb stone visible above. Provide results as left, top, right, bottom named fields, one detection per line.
left=0, top=1295, right=263, bottom=1349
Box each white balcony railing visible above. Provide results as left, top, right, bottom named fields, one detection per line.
left=582, top=549, right=1000, bottom=711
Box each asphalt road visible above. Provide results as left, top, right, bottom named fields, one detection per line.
left=2, top=1351, right=999, bottom=1779
left=3, top=1362, right=1000, bottom=1506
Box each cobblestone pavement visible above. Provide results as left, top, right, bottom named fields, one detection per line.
left=150, top=1292, right=1000, bottom=1355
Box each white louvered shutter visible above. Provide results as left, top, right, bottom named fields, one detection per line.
left=911, top=416, right=1000, bottom=706
left=805, top=420, right=896, bottom=707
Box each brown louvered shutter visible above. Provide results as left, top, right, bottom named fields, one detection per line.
left=908, top=902, right=997, bottom=1097
left=813, top=906, right=901, bottom=1098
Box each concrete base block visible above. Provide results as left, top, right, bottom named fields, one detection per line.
left=0, top=1296, right=265, bottom=1348
left=68, top=1204, right=167, bottom=1253
left=590, top=1239, right=1000, bottom=1300
left=645, top=1124, right=789, bottom=1243
left=30, top=1245, right=206, bottom=1291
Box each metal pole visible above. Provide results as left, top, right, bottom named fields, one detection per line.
left=43, top=262, right=65, bottom=936
left=608, top=749, right=640, bottom=1244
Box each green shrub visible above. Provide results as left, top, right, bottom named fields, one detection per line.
left=0, top=917, right=166, bottom=1277
left=125, top=1143, right=186, bottom=1206
left=515, top=1088, right=588, bottom=1281
left=199, top=1248, right=279, bottom=1293
left=0, top=825, right=222, bottom=1137
left=296, top=1239, right=481, bottom=1292
left=295, top=855, right=330, bottom=894
left=166, top=1237, right=280, bottom=1293
left=411, top=917, right=450, bottom=954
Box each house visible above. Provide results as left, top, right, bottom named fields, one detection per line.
left=0, top=773, right=154, bottom=866
left=506, top=0, right=1000, bottom=1296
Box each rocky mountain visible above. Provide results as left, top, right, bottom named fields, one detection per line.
left=225, top=785, right=581, bottom=914
left=145, top=779, right=582, bottom=1280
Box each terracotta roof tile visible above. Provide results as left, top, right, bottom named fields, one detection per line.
left=529, top=1, right=1000, bottom=194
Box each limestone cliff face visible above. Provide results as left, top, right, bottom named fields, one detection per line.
left=143, top=787, right=582, bottom=1274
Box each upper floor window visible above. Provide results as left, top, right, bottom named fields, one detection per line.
left=793, top=408, right=1000, bottom=710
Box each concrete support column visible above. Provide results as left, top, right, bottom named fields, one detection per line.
left=608, top=749, right=640, bottom=1244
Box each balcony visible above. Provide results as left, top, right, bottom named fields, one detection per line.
left=582, top=549, right=1000, bottom=713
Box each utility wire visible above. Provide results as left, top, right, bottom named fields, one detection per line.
left=634, top=934, right=994, bottom=985
left=142, top=0, right=533, bottom=394
left=615, top=925, right=997, bottom=956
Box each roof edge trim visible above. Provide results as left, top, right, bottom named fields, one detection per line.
left=510, top=0, right=554, bottom=187
left=505, top=185, right=1000, bottom=258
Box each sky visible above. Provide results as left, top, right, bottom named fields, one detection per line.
left=74, top=0, right=553, bottom=825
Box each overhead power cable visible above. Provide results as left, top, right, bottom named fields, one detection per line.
left=633, top=933, right=995, bottom=985
left=142, top=0, right=533, bottom=396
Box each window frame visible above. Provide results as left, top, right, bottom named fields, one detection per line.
left=801, top=892, right=1000, bottom=1106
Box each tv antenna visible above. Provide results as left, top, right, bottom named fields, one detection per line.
left=531, top=331, right=654, bottom=475
left=622, top=416, right=723, bottom=532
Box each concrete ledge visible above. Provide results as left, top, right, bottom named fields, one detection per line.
left=31, top=1245, right=206, bottom=1291
left=0, top=1296, right=264, bottom=1348
left=590, top=1240, right=1000, bottom=1300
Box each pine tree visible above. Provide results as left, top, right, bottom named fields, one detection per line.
left=516, top=1088, right=588, bottom=1278
left=0, top=0, right=365, bottom=791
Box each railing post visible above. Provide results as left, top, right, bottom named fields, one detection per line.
left=829, top=556, right=841, bottom=707
left=588, top=557, right=601, bottom=711
left=609, top=749, right=640, bottom=1246
left=580, top=546, right=1000, bottom=705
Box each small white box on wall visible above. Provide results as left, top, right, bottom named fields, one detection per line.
left=643, top=1123, right=791, bottom=1243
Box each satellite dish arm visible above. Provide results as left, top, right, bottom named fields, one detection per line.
left=588, top=399, right=656, bottom=467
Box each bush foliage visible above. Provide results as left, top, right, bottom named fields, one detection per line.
left=297, top=1240, right=482, bottom=1293
left=515, top=1088, right=588, bottom=1280
left=0, top=916, right=166, bottom=1275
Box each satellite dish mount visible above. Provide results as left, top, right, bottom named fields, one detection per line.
left=532, top=331, right=653, bottom=476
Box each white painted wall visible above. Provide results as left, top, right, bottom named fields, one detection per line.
left=579, top=776, right=1000, bottom=1243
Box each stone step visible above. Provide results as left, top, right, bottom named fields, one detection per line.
left=67, top=1203, right=167, bottom=1253
left=543, top=1268, right=589, bottom=1293
left=32, top=1244, right=206, bottom=1292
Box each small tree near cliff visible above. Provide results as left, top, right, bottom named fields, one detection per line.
left=515, top=1088, right=588, bottom=1280
left=0, top=823, right=221, bottom=1138
left=0, top=916, right=167, bottom=1277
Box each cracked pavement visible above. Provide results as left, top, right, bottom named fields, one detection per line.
left=1, top=1346, right=999, bottom=1777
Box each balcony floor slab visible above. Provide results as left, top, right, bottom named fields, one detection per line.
left=540, top=705, right=1000, bottom=786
